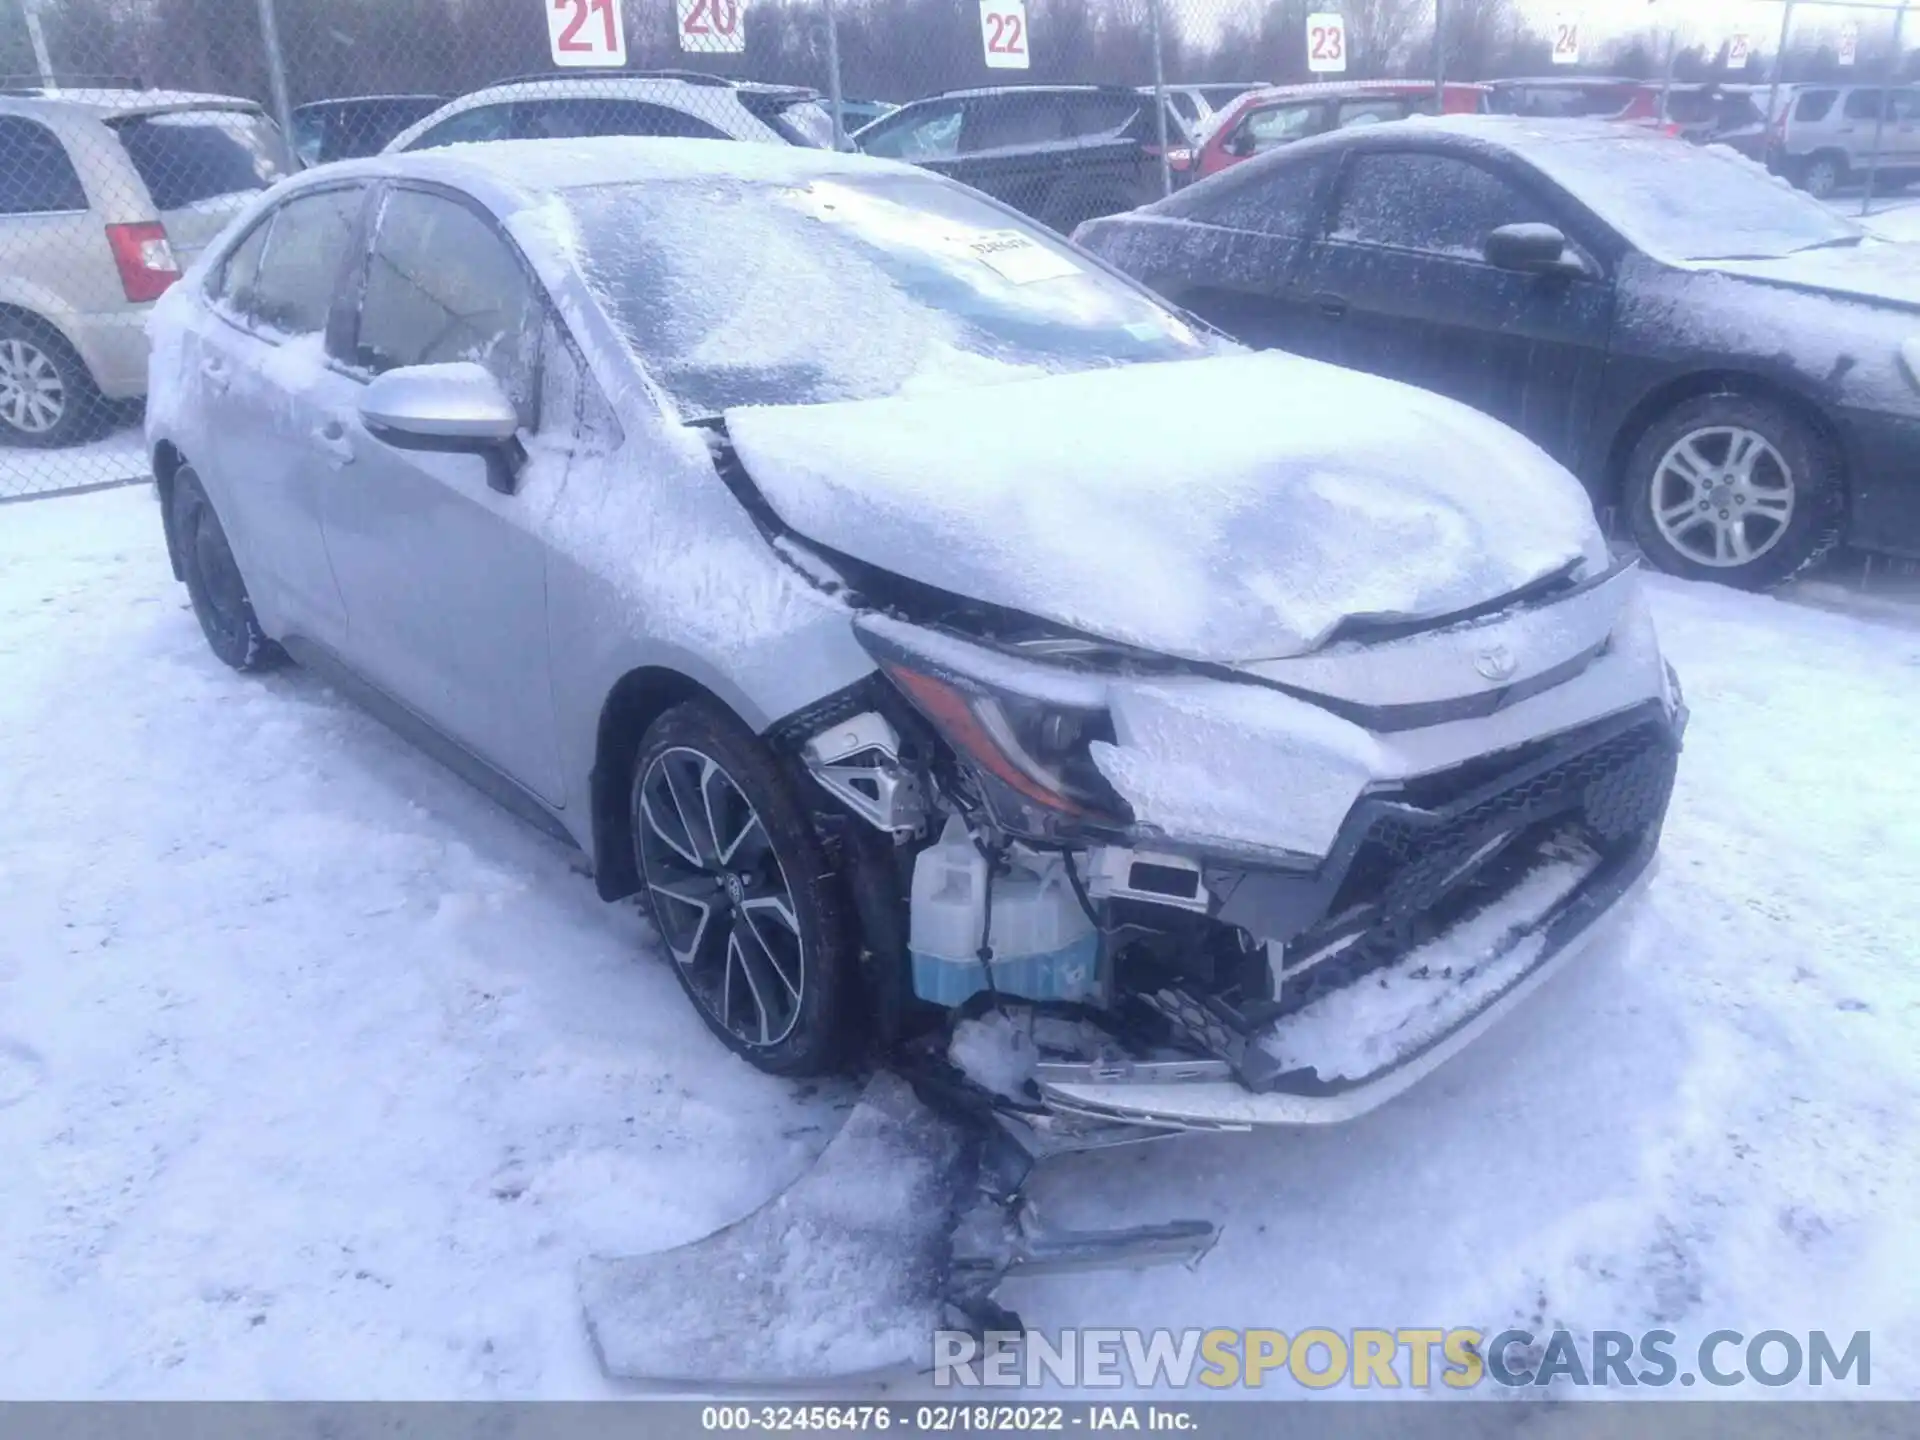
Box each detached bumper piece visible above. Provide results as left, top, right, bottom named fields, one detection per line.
left=580, top=1072, right=1218, bottom=1383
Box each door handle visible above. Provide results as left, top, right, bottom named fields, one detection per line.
left=314, top=417, right=355, bottom=467
left=201, top=357, right=229, bottom=393
left=1313, top=292, right=1350, bottom=319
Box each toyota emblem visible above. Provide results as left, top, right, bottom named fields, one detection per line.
left=1475, top=644, right=1518, bottom=682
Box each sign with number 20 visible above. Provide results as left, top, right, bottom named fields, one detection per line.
left=547, top=0, right=625, bottom=66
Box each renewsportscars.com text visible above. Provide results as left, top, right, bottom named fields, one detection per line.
left=932, top=1327, right=1871, bottom=1390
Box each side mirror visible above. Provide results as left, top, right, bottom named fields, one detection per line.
left=1483, top=222, right=1581, bottom=277
left=358, top=362, right=525, bottom=495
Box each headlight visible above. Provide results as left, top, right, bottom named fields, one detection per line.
left=855, top=622, right=1130, bottom=831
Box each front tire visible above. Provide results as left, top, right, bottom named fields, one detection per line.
left=631, top=700, right=856, bottom=1077
left=1625, top=393, right=1841, bottom=590
left=171, top=466, right=284, bottom=670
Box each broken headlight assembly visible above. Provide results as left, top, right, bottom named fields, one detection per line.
left=855, top=622, right=1133, bottom=840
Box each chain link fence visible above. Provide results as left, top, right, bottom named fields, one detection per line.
left=0, top=0, right=1913, bottom=500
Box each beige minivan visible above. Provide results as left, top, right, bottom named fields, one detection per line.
left=0, top=85, right=290, bottom=448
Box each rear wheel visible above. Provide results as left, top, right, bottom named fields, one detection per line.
left=1798, top=152, right=1846, bottom=198
left=1625, top=393, right=1841, bottom=590
left=171, top=466, right=285, bottom=670
left=632, top=700, right=856, bottom=1076
left=0, top=314, right=103, bottom=449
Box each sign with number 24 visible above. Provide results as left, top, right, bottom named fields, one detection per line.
left=547, top=0, right=625, bottom=67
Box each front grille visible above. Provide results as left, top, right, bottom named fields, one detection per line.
left=1274, top=717, right=1677, bottom=1014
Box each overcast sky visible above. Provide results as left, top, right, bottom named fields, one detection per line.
left=1516, top=0, right=1910, bottom=49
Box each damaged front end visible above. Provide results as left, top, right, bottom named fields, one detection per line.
left=583, top=422, right=1685, bottom=1384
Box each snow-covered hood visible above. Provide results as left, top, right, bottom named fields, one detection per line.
left=724, top=351, right=1607, bottom=664
left=1702, top=241, right=1920, bottom=313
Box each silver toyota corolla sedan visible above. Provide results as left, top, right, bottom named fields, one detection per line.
left=145, top=137, right=1685, bottom=1137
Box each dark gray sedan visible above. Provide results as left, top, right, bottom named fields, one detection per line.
left=1073, top=116, right=1920, bottom=590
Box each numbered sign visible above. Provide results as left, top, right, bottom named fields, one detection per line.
left=1728, top=33, right=1751, bottom=68
left=547, top=0, right=626, bottom=67
left=979, top=0, right=1030, bottom=69
left=1551, top=15, right=1580, bottom=65
left=1838, top=23, right=1858, bottom=67
left=677, top=0, right=744, bottom=54
left=1306, top=13, right=1347, bottom=74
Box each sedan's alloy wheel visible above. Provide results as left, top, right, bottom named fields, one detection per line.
left=637, top=746, right=806, bottom=1050
left=0, top=337, right=65, bottom=435
left=1650, top=425, right=1795, bottom=568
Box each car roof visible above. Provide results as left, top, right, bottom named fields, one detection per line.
left=1237, top=78, right=1489, bottom=104
left=0, top=86, right=262, bottom=120
left=293, top=95, right=443, bottom=112
left=321, top=132, right=913, bottom=204
left=923, top=84, right=1147, bottom=102
left=382, top=77, right=792, bottom=152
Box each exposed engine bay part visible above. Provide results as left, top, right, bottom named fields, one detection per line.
left=800, top=710, right=927, bottom=838
left=580, top=1071, right=1217, bottom=1384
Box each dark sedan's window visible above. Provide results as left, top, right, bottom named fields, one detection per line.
left=1178, top=154, right=1333, bottom=234
left=1332, top=152, right=1541, bottom=258
left=1067, top=93, right=1148, bottom=138
left=0, top=117, right=86, bottom=214
left=354, top=189, right=539, bottom=420
left=238, top=186, right=365, bottom=336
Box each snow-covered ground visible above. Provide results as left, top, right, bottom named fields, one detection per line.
left=0, top=424, right=148, bottom=503
left=1826, top=193, right=1920, bottom=243
left=3, top=487, right=1918, bottom=1398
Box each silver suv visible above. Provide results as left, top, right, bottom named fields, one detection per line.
left=0, top=84, right=290, bottom=447
left=1769, top=83, right=1920, bottom=197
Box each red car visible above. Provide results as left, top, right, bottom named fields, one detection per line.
left=1191, top=81, right=1490, bottom=179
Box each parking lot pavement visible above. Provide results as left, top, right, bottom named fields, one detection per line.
left=4, top=487, right=1919, bottom=1397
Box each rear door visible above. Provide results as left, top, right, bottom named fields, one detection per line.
left=109, top=107, right=292, bottom=267
left=305, top=183, right=565, bottom=803
left=1293, top=146, right=1614, bottom=464
left=194, top=183, right=370, bottom=645
left=948, top=93, right=1072, bottom=219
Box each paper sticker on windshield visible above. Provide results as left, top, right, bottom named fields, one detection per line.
left=967, top=231, right=1081, bottom=284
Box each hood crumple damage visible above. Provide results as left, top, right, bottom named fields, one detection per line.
left=724, top=350, right=1609, bottom=665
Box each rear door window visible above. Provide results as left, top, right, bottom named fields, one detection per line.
left=1179, top=152, right=1334, bottom=234
left=1337, top=98, right=1411, bottom=128
left=235, top=186, right=366, bottom=337
left=408, top=103, right=516, bottom=151
left=0, top=116, right=87, bottom=214
left=1843, top=89, right=1885, bottom=121
left=962, top=95, right=1067, bottom=152
left=112, top=109, right=289, bottom=210
left=511, top=98, right=731, bottom=142
left=1066, top=93, right=1147, bottom=138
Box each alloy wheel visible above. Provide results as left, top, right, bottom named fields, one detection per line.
left=1804, top=160, right=1839, bottom=197
left=637, top=746, right=806, bottom=1050
left=0, top=337, right=66, bottom=436
left=1650, top=425, right=1795, bottom=568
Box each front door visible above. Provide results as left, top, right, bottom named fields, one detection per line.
left=1291, top=148, right=1614, bottom=466
left=309, top=183, right=565, bottom=805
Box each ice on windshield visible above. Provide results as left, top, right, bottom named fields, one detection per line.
left=561, top=173, right=1209, bottom=415
left=1523, top=136, right=1860, bottom=261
